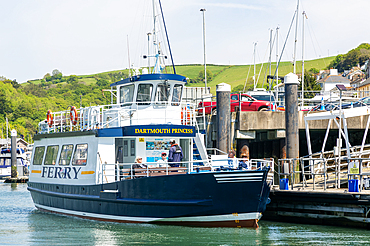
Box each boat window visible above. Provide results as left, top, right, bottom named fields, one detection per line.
left=123, top=140, right=128, bottom=157
left=136, top=84, right=153, bottom=104
left=5, top=158, right=11, bottom=166
left=44, top=145, right=59, bottom=165
left=172, top=84, right=183, bottom=105
left=72, top=144, right=88, bottom=166
left=33, top=146, right=45, bottom=165
left=58, top=144, right=74, bottom=166
left=130, top=140, right=135, bottom=156
left=155, top=82, right=170, bottom=102
left=116, top=146, right=123, bottom=163
left=120, top=84, right=135, bottom=105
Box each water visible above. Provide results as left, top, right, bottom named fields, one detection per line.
left=1, top=182, right=369, bottom=246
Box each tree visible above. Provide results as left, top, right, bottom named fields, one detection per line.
left=299, top=71, right=321, bottom=98
left=309, top=68, right=319, bottom=74
left=52, top=69, right=62, bottom=77
left=197, top=69, right=213, bottom=83
left=327, top=43, right=370, bottom=72
left=43, top=73, right=51, bottom=79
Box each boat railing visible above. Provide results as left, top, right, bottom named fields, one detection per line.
left=38, top=101, right=199, bottom=134
left=99, top=158, right=274, bottom=184
left=278, top=156, right=370, bottom=191
left=206, top=148, right=228, bottom=156
left=100, top=159, right=211, bottom=183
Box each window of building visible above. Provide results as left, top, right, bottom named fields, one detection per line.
left=33, top=146, right=45, bottom=165
left=58, top=144, right=74, bottom=165
left=44, top=145, right=59, bottom=165
left=72, top=144, right=88, bottom=166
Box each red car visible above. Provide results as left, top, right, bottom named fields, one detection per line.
left=198, top=94, right=273, bottom=115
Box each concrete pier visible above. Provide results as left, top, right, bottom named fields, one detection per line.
left=216, top=83, right=230, bottom=154
left=284, top=73, right=299, bottom=160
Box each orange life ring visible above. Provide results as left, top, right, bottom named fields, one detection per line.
left=70, top=106, right=78, bottom=125
left=47, top=110, right=53, bottom=127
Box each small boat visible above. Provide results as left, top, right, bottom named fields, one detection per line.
left=0, top=147, right=29, bottom=178
left=27, top=1, right=272, bottom=228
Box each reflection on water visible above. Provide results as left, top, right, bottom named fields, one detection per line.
left=1, top=182, right=369, bottom=245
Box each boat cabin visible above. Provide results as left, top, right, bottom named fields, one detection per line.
left=31, top=74, right=205, bottom=185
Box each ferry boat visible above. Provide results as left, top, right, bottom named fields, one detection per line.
left=27, top=1, right=272, bottom=228
left=0, top=147, right=29, bottom=178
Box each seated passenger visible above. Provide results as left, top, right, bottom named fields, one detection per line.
left=133, top=156, right=147, bottom=168
left=228, top=150, right=238, bottom=169
left=238, top=154, right=249, bottom=170
left=157, top=152, right=168, bottom=167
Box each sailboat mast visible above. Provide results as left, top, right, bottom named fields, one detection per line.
left=301, top=11, right=306, bottom=108
left=293, top=0, right=299, bottom=74
left=269, top=29, right=273, bottom=84
left=253, top=42, right=257, bottom=90
left=275, top=27, right=279, bottom=86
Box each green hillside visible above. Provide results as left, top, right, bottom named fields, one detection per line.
left=2, top=57, right=333, bottom=142
left=182, top=57, right=333, bottom=94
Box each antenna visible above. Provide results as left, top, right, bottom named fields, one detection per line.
left=127, top=35, right=131, bottom=78
left=293, top=0, right=299, bottom=74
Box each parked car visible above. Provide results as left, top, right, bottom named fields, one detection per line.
left=310, top=103, right=339, bottom=111
left=198, top=94, right=273, bottom=115
left=342, top=97, right=370, bottom=109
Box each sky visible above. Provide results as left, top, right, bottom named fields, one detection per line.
left=0, top=0, right=368, bottom=83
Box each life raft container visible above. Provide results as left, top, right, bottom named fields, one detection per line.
left=70, top=106, right=78, bottom=125
left=181, top=108, right=191, bottom=125
left=46, top=110, right=53, bottom=127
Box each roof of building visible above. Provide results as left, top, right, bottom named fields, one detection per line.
left=317, top=75, right=351, bottom=84
left=358, top=77, right=370, bottom=88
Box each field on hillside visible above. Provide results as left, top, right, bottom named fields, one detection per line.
left=184, top=57, right=333, bottom=94
left=26, top=57, right=333, bottom=94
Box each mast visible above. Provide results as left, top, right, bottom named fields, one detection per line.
left=275, top=27, right=279, bottom=86
left=200, top=9, right=207, bottom=93
left=301, top=11, right=306, bottom=108
left=253, top=42, right=257, bottom=90
left=269, top=29, right=273, bottom=83
left=147, top=32, right=151, bottom=73
left=293, top=0, right=299, bottom=74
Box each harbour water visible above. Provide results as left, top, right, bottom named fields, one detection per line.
left=1, top=182, right=369, bottom=245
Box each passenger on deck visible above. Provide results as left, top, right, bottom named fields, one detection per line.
left=157, top=152, right=168, bottom=167
left=228, top=150, right=238, bottom=169
left=168, top=139, right=183, bottom=167
left=133, top=156, right=147, bottom=168
left=238, top=154, right=249, bottom=170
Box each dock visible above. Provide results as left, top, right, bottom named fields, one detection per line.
left=264, top=188, right=370, bottom=229
left=4, top=176, right=29, bottom=183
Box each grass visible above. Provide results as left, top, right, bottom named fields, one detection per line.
left=24, top=57, right=334, bottom=94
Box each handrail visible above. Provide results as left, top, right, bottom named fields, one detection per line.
left=278, top=156, right=370, bottom=191
left=99, top=158, right=274, bottom=184
left=39, top=101, right=199, bottom=134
